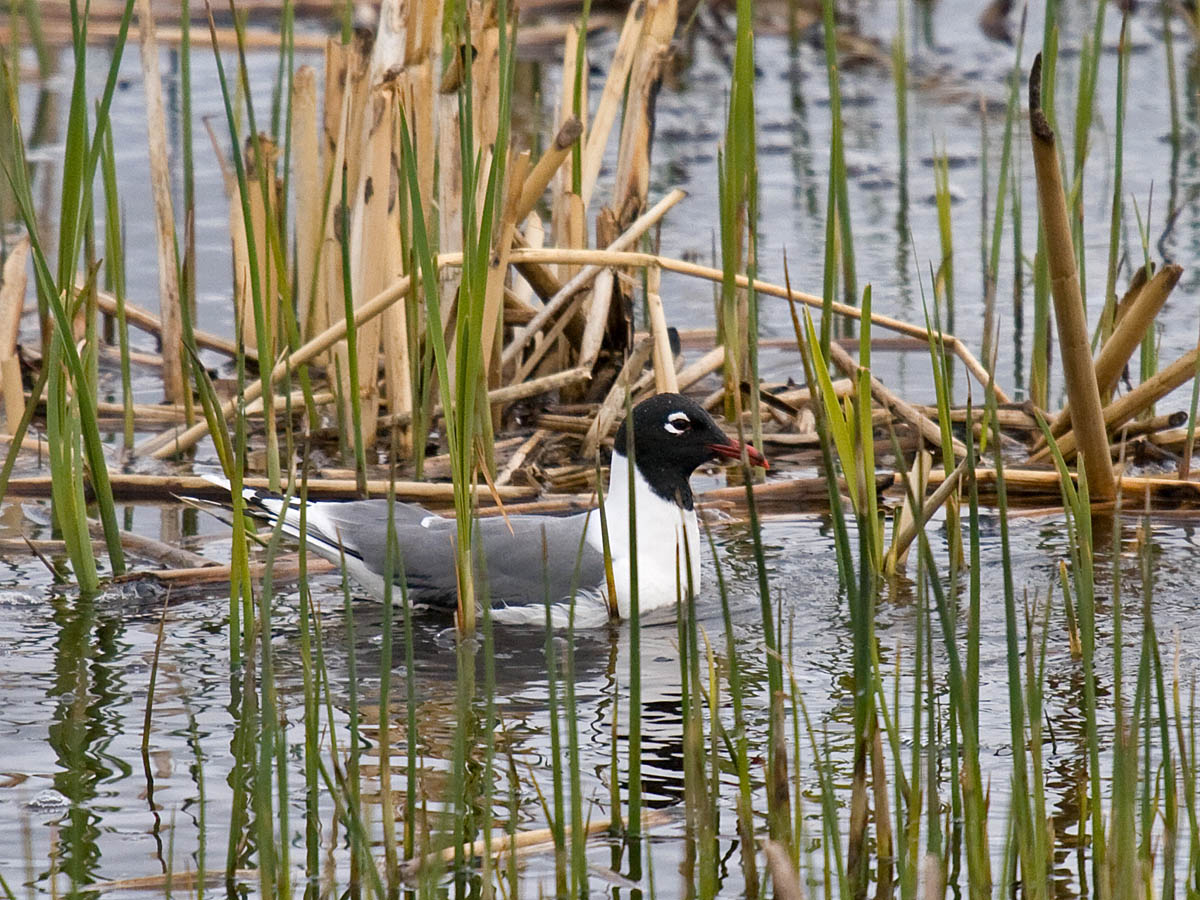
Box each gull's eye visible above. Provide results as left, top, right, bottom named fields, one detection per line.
left=664, top=411, right=692, bottom=435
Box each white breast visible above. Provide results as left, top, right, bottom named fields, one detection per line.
left=586, top=452, right=702, bottom=619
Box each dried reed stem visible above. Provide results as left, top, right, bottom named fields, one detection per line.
left=1028, top=54, right=1116, bottom=499
left=646, top=266, right=679, bottom=393
left=292, top=64, right=322, bottom=342
left=136, top=0, right=184, bottom=403
left=1044, top=263, right=1181, bottom=443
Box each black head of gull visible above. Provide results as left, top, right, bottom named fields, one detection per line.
left=612, top=392, right=768, bottom=511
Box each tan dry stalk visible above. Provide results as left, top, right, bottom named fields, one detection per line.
left=886, top=449, right=931, bottom=572
left=92, top=288, right=252, bottom=359
left=1043, top=263, right=1181, bottom=443
left=495, top=429, right=547, bottom=486
left=577, top=266, right=616, bottom=371
left=136, top=0, right=184, bottom=403
left=320, top=32, right=372, bottom=368
left=552, top=26, right=585, bottom=281
left=135, top=276, right=412, bottom=459
left=501, top=188, right=687, bottom=367
left=514, top=117, right=582, bottom=224
left=1111, top=265, right=1149, bottom=335
left=4, top=471, right=536, bottom=502
left=1033, top=342, right=1200, bottom=463
left=491, top=245, right=1005, bottom=401
left=581, top=0, right=645, bottom=209
left=922, top=465, right=1200, bottom=503
left=645, top=265, right=679, bottom=392
left=0, top=238, right=28, bottom=432
left=675, top=345, right=726, bottom=393
left=1028, top=54, right=1116, bottom=500
left=1, top=359, right=23, bottom=435
left=347, top=86, right=405, bottom=443
left=583, top=336, right=655, bottom=456
left=118, top=556, right=337, bottom=588
left=291, top=64, right=323, bottom=343
left=397, top=812, right=667, bottom=881
left=0, top=237, right=28, bottom=358
left=612, top=0, right=678, bottom=227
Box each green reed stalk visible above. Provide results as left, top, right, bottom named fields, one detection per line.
left=207, top=6, right=280, bottom=490
left=623, top=392, right=644, bottom=881
left=229, top=5, right=318, bottom=436
left=820, top=0, right=857, bottom=308
left=337, top=555, right=365, bottom=892
left=1034, top=417, right=1106, bottom=886
left=400, top=558, right=418, bottom=868
left=563, top=549, right=588, bottom=895
left=543, top=536, right=568, bottom=897
left=336, top=166, right=368, bottom=495
left=97, top=119, right=133, bottom=448
left=718, top=0, right=761, bottom=452
left=893, top=0, right=908, bottom=182
left=184, top=704, right=207, bottom=900
left=1071, top=0, right=1109, bottom=296
left=989, top=399, right=1046, bottom=900
left=892, top=428, right=990, bottom=898
left=294, top=467, right=322, bottom=896
left=1098, top=16, right=1129, bottom=350
left=570, top=0, right=592, bottom=193
left=257, top=495, right=299, bottom=900
left=376, top=478, right=399, bottom=890
left=0, top=11, right=129, bottom=575
left=933, top=151, right=955, bottom=328
left=478, top=547, right=499, bottom=899
left=705, top=528, right=753, bottom=888
left=983, top=23, right=1024, bottom=369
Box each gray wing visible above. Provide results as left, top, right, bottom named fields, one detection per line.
left=312, top=501, right=606, bottom=608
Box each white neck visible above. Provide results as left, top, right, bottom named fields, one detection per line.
left=586, top=451, right=702, bottom=618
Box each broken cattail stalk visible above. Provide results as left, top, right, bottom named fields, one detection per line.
left=675, top=345, right=726, bottom=393
left=137, top=0, right=185, bottom=403
left=514, top=117, right=582, bottom=223
left=1042, top=263, right=1181, bottom=445
left=575, top=266, right=615, bottom=372
left=1033, top=343, right=1200, bottom=464
left=1028, top=54, right=1116, bottom=500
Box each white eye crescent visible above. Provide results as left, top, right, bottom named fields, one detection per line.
left=664, top=412, right=692, bottom=435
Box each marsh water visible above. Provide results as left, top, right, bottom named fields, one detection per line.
left=4, top=0, right=1200, bottom=896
